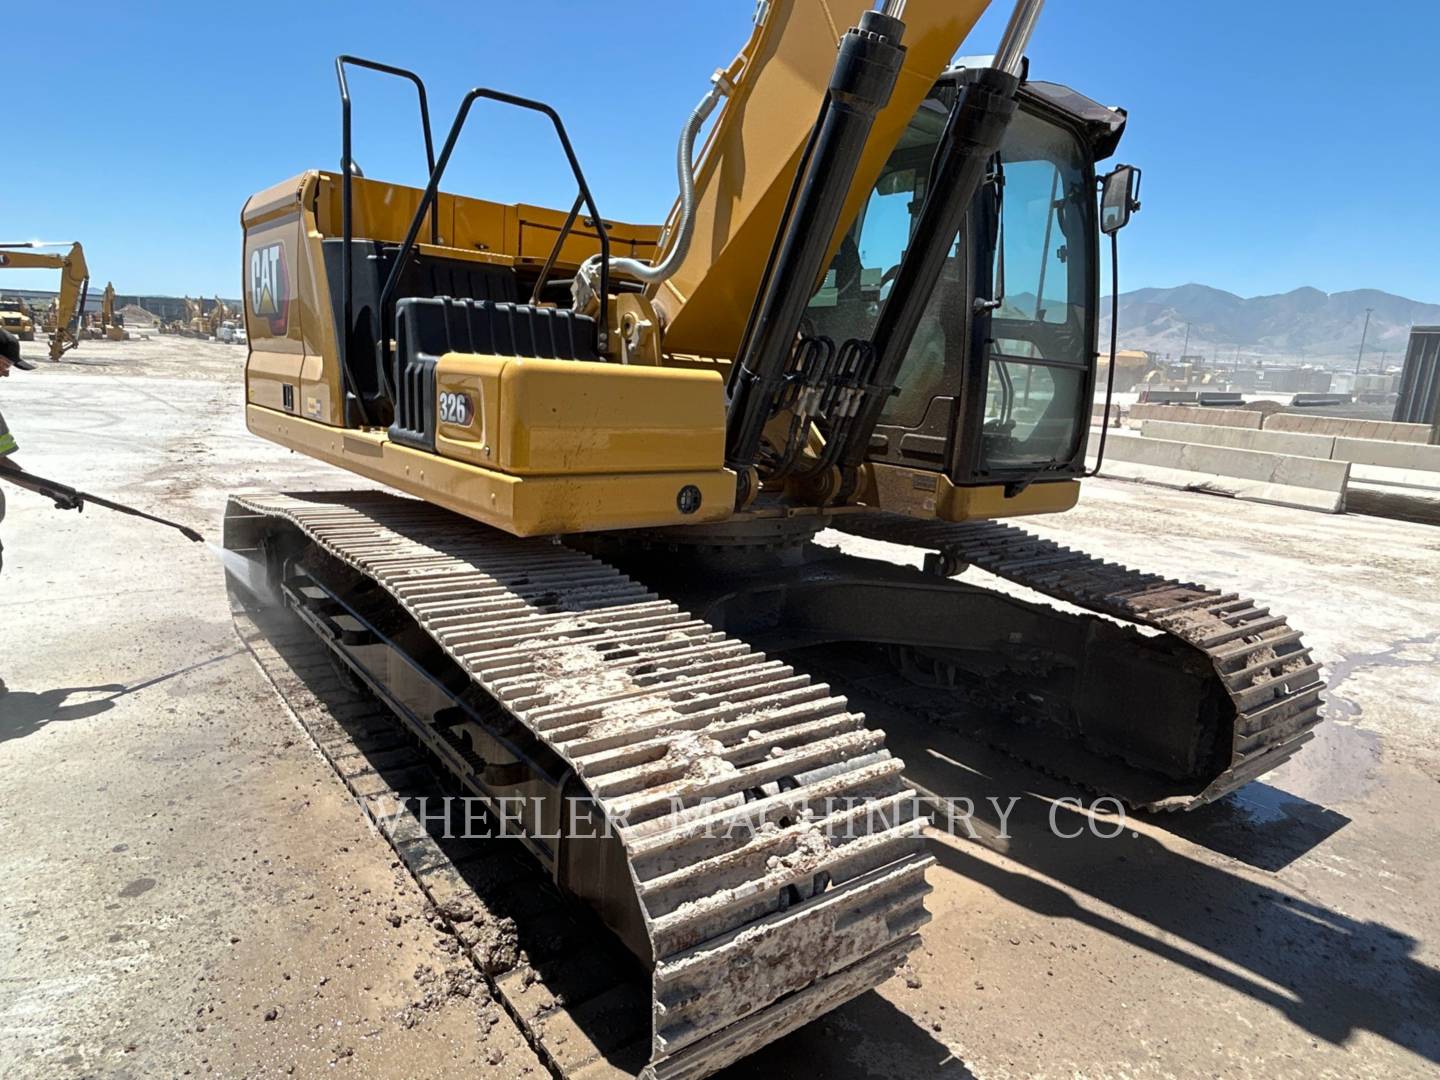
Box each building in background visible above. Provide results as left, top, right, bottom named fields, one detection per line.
left=1394, top=326, right=1440, bottom=443
left=0, top=288, right=241, bottom=323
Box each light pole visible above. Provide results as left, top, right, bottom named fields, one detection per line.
left=1355, top=306, right=1374, bottom=374
left=1181, top=322, right=1191, bottom=359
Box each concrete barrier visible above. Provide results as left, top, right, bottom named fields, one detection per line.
left=1263, top=413, right=1430, bottom=443
left=1093, top=432, right=1348, bottom=512
left=1139, top=420, right=1335, bottom=458
left=1137, top=390, right=1198, bottom=404
left=1127, top=403, right=1263, bottom=429
left=1142, top=420, right=1440, bottom=475
left=1331, top=436, right=1440, bottom=473
left=1290, top=393, right=1351, bottom=407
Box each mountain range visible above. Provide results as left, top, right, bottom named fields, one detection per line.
left=1101, top=284, right=1440, bottom=367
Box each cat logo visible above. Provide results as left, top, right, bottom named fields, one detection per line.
left=249, top=241, right=290, bottom=335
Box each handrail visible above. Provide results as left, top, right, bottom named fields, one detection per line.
left=377, top=87, right=611, bottom=400
left=335, top=56, right=438, bottom=425
left=529, top=193, right=585, bottom=307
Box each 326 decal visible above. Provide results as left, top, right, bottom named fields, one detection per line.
left=438, top=391, right=473, bottom=426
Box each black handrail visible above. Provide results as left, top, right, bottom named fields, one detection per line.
left=376, top=87, right=611, bottom=400
left=335, top=56, right=437, bottom=426
left=529, top=193, right=585, bottom=307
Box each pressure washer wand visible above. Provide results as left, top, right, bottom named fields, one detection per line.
left=0, top=460, right=204, bottom=543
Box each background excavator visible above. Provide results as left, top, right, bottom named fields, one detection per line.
left=206, top=295, right=235, bottom=338
left=225, top=1, right=1325, bottom=1076
left=0, top=241, right=90, bottom=361
left=81, top=282, right=131, bottom=341
left=180, top=296, right=206, bottom=337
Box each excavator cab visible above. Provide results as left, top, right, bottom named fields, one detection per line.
left=807, top=71, right=1131, bottom=497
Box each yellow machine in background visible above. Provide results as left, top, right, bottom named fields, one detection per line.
left=1095, top=347, right=1152, bottom=394
left=205, top=295, right=234, bottom=337
left=104, top=286, right=129, bottom=341
left=0, top=241, right=90, bottom=360
left=0, top=297, right=36, bottom=341
left=180, top=296, right=207, bottom=337
left=82, top=282, right=130, bottom=341
left=227, top=2, right=1325, bottom=1076
left=170, top=295, right=235, bottom=339
left=99, top=282, right=117, bottom=335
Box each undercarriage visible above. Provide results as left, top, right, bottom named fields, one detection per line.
left=224, top=491, right=1323, bottom=1079
left=582, top=511, right=1323, bottom=812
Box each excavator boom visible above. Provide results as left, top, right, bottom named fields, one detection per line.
left=647, top=0, right=993, bottom=357
left=0, top=242, right=90, bottom=360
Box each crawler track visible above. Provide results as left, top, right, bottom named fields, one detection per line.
left=832, top=514, right=1325, bottom=810
left=225, top=491, right=932, bottom=1080
left=232, top=598, right=659, bottom=1079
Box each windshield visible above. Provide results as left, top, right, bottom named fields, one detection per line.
left=982, top=108, right=1092, bottom=472
left=806, top=92, right=1095, bottom=476
left=806, top=95, right=953, bottom=427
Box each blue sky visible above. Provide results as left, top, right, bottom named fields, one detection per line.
left=6, top=1, right=1437, bottom=303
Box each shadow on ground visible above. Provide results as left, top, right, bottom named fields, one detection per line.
left=0, top=684, right=123, bottom=740
left=0, top=651, right=239, bottom=743
left=1156, top=780, right=1350, bottom=872
left=874, top=691, right=1440, bottom=1069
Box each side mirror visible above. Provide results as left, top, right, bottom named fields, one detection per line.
left=1100, top=164, right=1142, bottom=235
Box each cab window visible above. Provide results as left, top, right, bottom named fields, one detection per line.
left=980, top=109, right=1093, bottom=473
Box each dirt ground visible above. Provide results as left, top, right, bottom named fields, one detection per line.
left=1, top=334, right=1437, bottom=1079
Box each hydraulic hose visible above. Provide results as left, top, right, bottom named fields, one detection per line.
left=575, top=78, right=726, bottom=300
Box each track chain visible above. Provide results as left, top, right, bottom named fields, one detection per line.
left=832, top=513, right=1324, bottom=810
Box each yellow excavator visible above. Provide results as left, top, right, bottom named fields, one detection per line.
left=178, top=296, right=207, bottom=338
left=80, top=282, right=130, bottom=341
left=0, top=241, right=90, bottom=360
left=226, top=1, right=1324, bottom=1075
left=205, top=295, right=234, bottom=338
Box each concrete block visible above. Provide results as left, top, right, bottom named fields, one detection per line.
left=1264, top=413, right=1430, bottom=443
left=1128, top=403, right=1263, bottom=429
left=1331, top=436, right=1440, bottom=473
left=1139, top=420, right=1337, bottom=459
left=1144, top=422, right=1440, bottom=477
left=1093, top=432, right=1348, bottom=513
left=1137, top=390, right=1198, bottom=404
